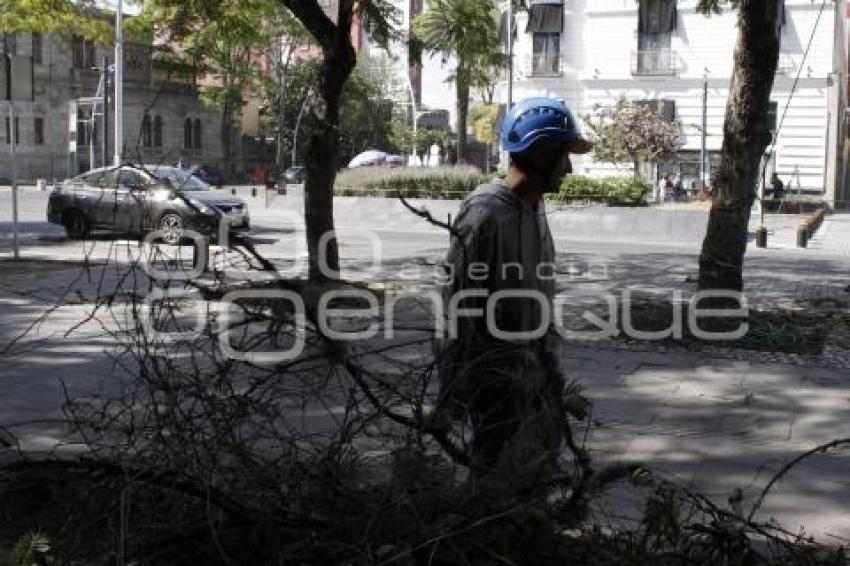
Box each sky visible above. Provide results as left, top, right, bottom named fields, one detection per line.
left=94, top=0, right=141, bottom=15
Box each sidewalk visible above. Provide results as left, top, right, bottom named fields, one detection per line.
left=564, top=344, right=850, bottom=544
left=1, top=190, right=849, bottom=544
left=808, top=213, right=850, bottom=256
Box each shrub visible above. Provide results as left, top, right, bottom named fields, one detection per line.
left=549, top=175, right=651, bottom=206
left=335, top=166, right=482, bottom=199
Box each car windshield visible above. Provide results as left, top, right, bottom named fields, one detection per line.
left=149, top=167, right=210, bottom=192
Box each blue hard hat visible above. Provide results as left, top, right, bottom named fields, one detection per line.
left=501, top=97, right=587, bottom=154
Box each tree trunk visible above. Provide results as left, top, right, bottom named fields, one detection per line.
left=275, top=65, right=287, bottom=170
left=303, top=41, right=356, bottom=281
left=275, top=45, right=294, bottom=170
left=222, top=109, right=234, bottom=181
left=221, top=97, right=233, bottom=181
left=455, top=74, right=469, bottom=164
left=698, top=0, right=782, bottom=292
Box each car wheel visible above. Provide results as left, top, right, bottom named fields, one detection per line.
left=63, top=209, right=89, bottom=240
left=158, top=212, right=185, bottom=245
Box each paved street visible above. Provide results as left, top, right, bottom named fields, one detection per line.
left=1, top=186, right=849, bottom=541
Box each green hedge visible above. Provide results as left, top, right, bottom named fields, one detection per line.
left=549, top=175, right=652, bottom=206
left=335, top=166, right=482, bottom=199
left=333, top=168, right=652, bottom=205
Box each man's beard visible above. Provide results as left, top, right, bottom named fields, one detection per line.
left=541, top=169, right=563, bottom=193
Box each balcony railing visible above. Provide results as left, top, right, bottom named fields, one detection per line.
left=776, top=53, right=798, bottom=75
left=631, top=49, right=678, bottom=76
left=530, top=53, right=561, bottom=77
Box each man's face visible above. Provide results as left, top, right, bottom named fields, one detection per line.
left=550, top=148, right=574, bottom=190
left=529, top=141, right=573, bottom=193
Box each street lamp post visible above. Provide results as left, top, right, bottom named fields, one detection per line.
left=7, top=102, right=19, bottom=259
left=100, top=56, right=110, bottom=169
left=405, top=64, right=419, bottom=164
left=291, top=88, right=312, bottom=167
left=507, top=0, right=513, bottom=110
left=700, top=69, right=708, bottom=192
left=114, top=0, right=124, bottom=166
left=499, top=1, right=515, bottom=172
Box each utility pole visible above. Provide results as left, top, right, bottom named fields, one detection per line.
left=406, top=68, right=418, bottom=164
left=114, top=0, right=123, bottom=166
left=275, top=43, right=286, bottom=170
left=700, top=69, right=708, bottom=191
left=499, top=0, right=515, bottom=172
left=292, top=90, right=311, bottom=167
left=507, top=0, right=514, bottom=109
left=101, top=56, right=109, bottom=169
left=9, top=103, right=20, bottom=259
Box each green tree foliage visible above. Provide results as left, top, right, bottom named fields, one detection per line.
left=261, top=56, right=398, bottom=167
left=259, top=57, right=319, bottom=166
left=338, top=61, right=396, bottom=164
left=413, top=0, right=505, bottom=164
left=128, top=0, right=298, bottom=177
left=0, top=0, right=113, bottom=43
left=583, top=97, right=681, bottom=178
left=7, top=532, right=53, bottom=566
left=470, top=104, right=500, bottom=145
left=389, top=120, right=451, bottom=159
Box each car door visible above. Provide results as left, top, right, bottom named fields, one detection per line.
left=92, top=169, right=120, bottom=230
left=72, top=171, right=107, bottom=228
left=116, top=168, right=156, bottom=234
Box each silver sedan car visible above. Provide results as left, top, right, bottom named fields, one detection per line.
left=47, top=165, right=250, bottom=244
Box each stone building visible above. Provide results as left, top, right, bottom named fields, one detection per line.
left=0, top=30, right=223, bottom=183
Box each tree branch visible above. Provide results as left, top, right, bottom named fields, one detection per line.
left=280, top=0, right=338, bottom=51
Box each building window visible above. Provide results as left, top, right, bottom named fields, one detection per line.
left=153, top=115, right=163, bottom=147
left=638, top=99, right=676, bottom=122
left=72, top=36, right=84, bottom=68
left=72, top=36, right=96, bottom=69
left=193, top=118, right=202, bottom=150
left=34, top=117, right=44, bottom=145
left=766, top=101, right=778, bottom=133
left=526, top=2, right=563, bottom=33
left=32, top=33, right=42, bottom=64
left=635, top=0, right=677, bottom=75
left=2, top=34, right=17, bottom=55
left=77, top=112, right=87, bottom=146
left=3, top=117, right=20, bottom=144
left=532, top=33, right=560, bottom=76
left=183, top=118, right=193, bottom=149
left=142, top=114, right=152, bottom=147
left=77, top=109, right=96, bottom=147
left=526, top=1, right=563, bottom=76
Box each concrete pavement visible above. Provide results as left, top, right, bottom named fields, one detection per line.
left=809, top=213, right=850, bottom=255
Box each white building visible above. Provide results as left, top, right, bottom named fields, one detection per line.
left=500, top=0, right=849, bottom=208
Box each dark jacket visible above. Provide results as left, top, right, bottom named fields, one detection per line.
left=436, top=182, right=557, bottom=407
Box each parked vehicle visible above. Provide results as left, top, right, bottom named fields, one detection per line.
left=189, top=164, right=225, bottom=187
left=47, top=165, right=250, bottom=244
left=348, top=150, right=388, bottom=168
left=284, top=166, right=306, bottom=184
left=386, top=155, right=405, bottom=167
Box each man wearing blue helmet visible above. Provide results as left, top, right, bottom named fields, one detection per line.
left=436, top=97, right=592, bottom=484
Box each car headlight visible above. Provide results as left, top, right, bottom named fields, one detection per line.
left=187, top=197, right=213, bottom=215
